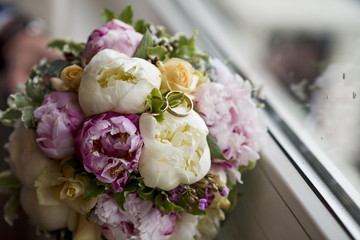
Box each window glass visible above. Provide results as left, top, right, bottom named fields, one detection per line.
left=212, top=0, right=360, bottom=194
left=169, top=0, right=360, bottom=232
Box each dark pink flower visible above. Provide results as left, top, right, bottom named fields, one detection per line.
left=83, top=19, right=143, bottom=63
left=76, top=112, right=142, bottom=192
left=34, top=92, right=85, bottom=160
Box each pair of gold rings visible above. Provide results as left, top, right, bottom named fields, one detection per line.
left=151, top=91, right=193, bottom=118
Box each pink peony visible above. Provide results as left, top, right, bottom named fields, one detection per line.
left=194, top=62, right=267, bottom=183
left=83, top=19, right=143, bottom=63
left=34, top=92, right=85, bottom=160
left=76, top=112, right=143, bottom=192
left=94, top=193, right=176, bottom=240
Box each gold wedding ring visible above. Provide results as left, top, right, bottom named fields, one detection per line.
left=148, top=100, right=169, bottom=116
left=165, top=91, right=193, bottom=117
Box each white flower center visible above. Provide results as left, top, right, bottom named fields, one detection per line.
left=97, top=65, right=137, bottom=88
left=155, top=123, right=204, bottom=175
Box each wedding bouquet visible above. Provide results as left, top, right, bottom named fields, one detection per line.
left=0, top=6, right=267, bottom=240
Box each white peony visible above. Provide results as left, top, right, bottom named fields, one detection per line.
left=78, top=49, right=161, bottom=115
left=138, top=109, right=211, bottom=191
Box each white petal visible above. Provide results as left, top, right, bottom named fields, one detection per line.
left=139, top=110, right=210, bottom=191
left=78, top=49, right=161, bottom=115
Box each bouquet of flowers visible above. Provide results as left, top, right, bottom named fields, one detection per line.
left=0, top=6, right=267, bottom=240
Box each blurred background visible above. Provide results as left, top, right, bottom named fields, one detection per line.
left=0, top=0, right=359, bottom=239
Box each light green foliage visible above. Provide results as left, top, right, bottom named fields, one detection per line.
left=207, top=134, right=227, bottom=161
left=0, top=60, right=67, bottom=128
left=239, top=161, right=257, bottom=173
left=4, top=195, right=19, bottom=226
left=145, top=88, right=167, bottom=122
left=118, top=5, right=133, bottom=24
left=0, top=172, right=21, bottom=226
left=83, top=179, right=107, bottom=200
left=101, top=5, right=133, bottom=24
left=47, top=39, right=85, bottom=59
left=133, top=30, right=153, bottom=59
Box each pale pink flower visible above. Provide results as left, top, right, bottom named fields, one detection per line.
left=83, top=19, right=143, bottom=63
left=94, top=193, right=176, bottom=240
left=194, top=60, right=267, bottom=183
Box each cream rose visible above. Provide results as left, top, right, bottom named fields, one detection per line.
left=61, top=64, right=83, bottom=91
left=6, top=122, right=57, bottom=188
left=160, top=58, right=199, bottom=94
left=72, top=214, right=101, bottom=240
left=78, top=49, right=161, bottom=115
left=20, top=187, right=70, bottom=231
left=35, top=165, right=97, bottom=215
left=138, top=109, right=211, bottom=191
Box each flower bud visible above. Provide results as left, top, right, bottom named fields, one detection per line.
left=61, top=64, right=83, bottom=91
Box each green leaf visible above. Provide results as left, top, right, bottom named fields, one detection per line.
left=155, top=193, right=183, bottom=214
left=145, top=88, right=167, bottom=120
left=118, top=5, right=133, bottom=25
left=0, top=109, right=22, bottom=125
left=114, top=192, right=127, bottom=211
left=101, top=8, right=116, bottom=23
left=46, top=59, right=68, bottom=78
left=152, top=99, right=167, bottom=113
left=8, top=94, right=30, bottom=109
left=151, top=88, right=163, bottom=99
left=0, top=174, right=21, bottom=194
left=0, top=175, right=21, bottom=188
left=4, top=195, right=19, bottom=226
left=226, top=183, right=240, bottom=212
left=154, top=115, right=165, bottom=122
left=47, top=39, right=67, bottom=51
left=83, top=179, right=106, bottom=200
left=133, top=30, right=153, bottom=59
left=137, top=187, right=155, bottom=200
left=207, top=134, right=227, bottom=160
left=171, top=32, right=209, bottom=65
left=123, top=181, right=138, bottom=193
left=47, top=39, right=85, bottom=57
left=134, top=19, right=150, bottom=34
left=67, top=42, right=85, bottom=56
left=21, top=107, right=36, bottom=128
left=239, top=161, right=257, bottom=173
left=147, top=46, right=168, bottom=61
left=25, top=80, right=44, bottom=104
left=167, top=92, right=185, bottom=108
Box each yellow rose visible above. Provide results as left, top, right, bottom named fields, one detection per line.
left=161, top=58, right=199, bottom=93
left=61, top=64, right=83, bottom=91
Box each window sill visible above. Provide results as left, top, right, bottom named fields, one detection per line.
left=218, top=135, right=350, bottom=239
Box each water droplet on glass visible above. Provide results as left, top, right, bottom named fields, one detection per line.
left=353, top=91, right=357, bottom=99
left=343, top=73, right=346, bottom=80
